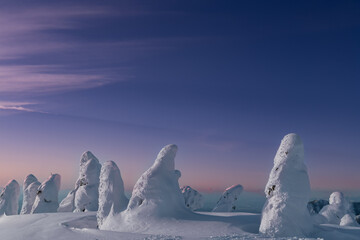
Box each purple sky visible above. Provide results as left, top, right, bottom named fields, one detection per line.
left=0, top=0, right=359, bottom=192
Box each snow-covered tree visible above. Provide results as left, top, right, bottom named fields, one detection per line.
left=181, top=186, right=204, bottom=211
left=20, top=174, right=41, bottom=214
left=100, top=144, right=190, bottom=231
left=58, top=151, right=101, bottom=212
left=319, top=192, right=353, bottom=225
left=0, top=180, right=20, bottom=215
left=97, top=160, right=128, bottom=227
left=259, top=133, right=313, bottom=237
left=212, top=184, right=243, bottom=212
left=31, top=174, right=61, bottom=214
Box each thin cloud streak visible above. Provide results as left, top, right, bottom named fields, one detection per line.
left=0, top=101, right=40, bottom=113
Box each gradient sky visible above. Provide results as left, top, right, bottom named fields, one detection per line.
left=0, top=0, right=359, bottom=192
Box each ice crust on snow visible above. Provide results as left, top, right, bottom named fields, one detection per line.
left=20, top=174, right=41, bottom=214
left=181, top=186, right=204, bottom=211
left=259, top=133, right=313, bottom=237
left=212, top=184, right=243, bottom=212
left=319, top=192, right=353, bottom=225
left=101, top=144, right=191, bottom=232
left=97, top=160, right=129, bottom=227
left=31, top=174, right=61, bottom=213
left=0, top=180, right=20, bottom=216
left=58, top=151, right=101, bottom=212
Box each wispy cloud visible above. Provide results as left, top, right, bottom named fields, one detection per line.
left=0, top=65, right=113, bottom=93
left=0, top=101, right=39, bottom=113
left=0, top=6, right=129, bottom=94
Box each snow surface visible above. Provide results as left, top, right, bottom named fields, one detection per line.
left=212, top=184, right=243, bottom=212
left=0, top=211, right=359, bottom=240
left=20, top=174, right=41, bottom=214
left=97, top=160, right=129, bottom=227
left=31, top=174, right=61, bottom=214
left=259, top=133, right=313, bottom=237
left=181, top=186, right=204, bottom=211
left=0, top=180, right=20, bottom=216
left=58, top=151, right=101, bottom=212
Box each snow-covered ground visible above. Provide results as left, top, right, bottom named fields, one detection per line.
left=1, top=210, right=360, bottom=240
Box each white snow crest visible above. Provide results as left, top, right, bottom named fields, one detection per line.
left=31, top=174, right=61, bottom=214
left=0, top=180, right=20, bottom=216
left=259, top=133, right=313, bottom=237
left=21, top=174, right=41, bottom=214
left=212, top=184, right=243, bottom=212
left=97, top=160, right=129, bottom=227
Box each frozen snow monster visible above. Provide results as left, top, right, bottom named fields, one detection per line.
left=97, top=160, right=128, bottom=227
left=20, top=174, right=41, bottom=214
left=181, top=186, right=204, bottom=211
left=100, top=144, right=190, bottom=232
left=58, top=151, right=101, bottom=212
left=259, top=133, right=313, bottom=237
left=0, top=180, right=20, bottom=215
left=31, top=174, right=61, bottom=213
left=212, top=184, right=243, bottom=212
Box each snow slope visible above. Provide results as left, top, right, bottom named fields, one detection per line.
left=0, top=211, right=359, bottom=240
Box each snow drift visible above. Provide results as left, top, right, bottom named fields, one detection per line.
left=212, top=184, right=243, bottom=212
left=259, top=133, right=313, bottom=237
left=100, top=144, right=191, bottom=232
left=20, top=174, right=41, bottom=214
left=181, top=186, right=204, bottom=211
left=58, top=151, right=101, bottom=212
left=0, top=180, right=20, bottom=216
left=31, top=174, right=61, bottom=214
left=97, top=160, right=128, bottom=227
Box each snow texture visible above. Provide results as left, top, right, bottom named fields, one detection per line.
left=31, top=174, right=61, bottom=214
left=20, top=174, right=41, bottom=214
left=307, top=199, right=329, bottom=215
left=58, top=151, right=101, bottom=212
left=97, top=160, right=129, bottom=227
left=259, top=133, right=313, bottom=237
left=212, top=184, right=243, bottom=212
left=101, top=144, right=191, bottom=232
left=0, top=180, right=20, bottom=216
left=319, top=191, right=352, bottom=225
left=181, top=186, right=204, bottom=211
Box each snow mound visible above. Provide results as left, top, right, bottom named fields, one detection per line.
left=340, top=214, right=359, bottom=227
left=20, top=174, right=41, bottom=214
left=0, top=180, right=20, bottom=216
left=212, top=184, right=243, bottom=212
left=259, top=133, right=313, bottom=237
left=31, top=174, right=61, bottom=214
left=101, top=144, right=191, bottom=232
left=97, top=160, right=129, bottom=227
left=319, top=192, right=352, bottom=225
left=58, top=151, right=101, bottom=212
left=181, top=186, right=204, bottom=211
